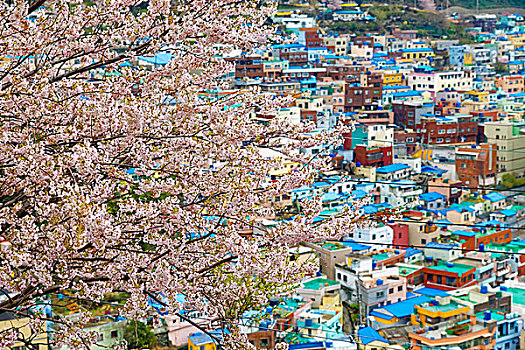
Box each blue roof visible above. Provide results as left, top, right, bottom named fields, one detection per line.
left=383, top=85, right=410, bottom=90
left=478, top=219, right=504, bottom=227
left=376, top=163, right=410, bottom=174
left=425, top=242, right=458, bottom=250
left=382, top=296, right=431, bottom=318
left=416, top=65, right=436, bottom=71
left=421, top=166, right=447, bottom=175
left=435, top=219, right=452, bottom=227
left=138, top=52, right=172, bottom=65
left=452, top=230, right=477, bottom=237
left=391, top=91, right=422, bottom=98
left=413, top=287, right=450, bottom=297
left=483, top=192, right=506, bottom=202
left=404, top=248, right=423, bottom=258
left=352, top=189, right=367, bottom=199
left=497, top=209, right=517, bottom=217
left=399, top=48, right=434, bottom=53
left=370, top=310, right=394, bottom=320
left=289, top=342, right=332, bottom=350
left=340, top=240, right=371, bottom=251
left=358, top=326, right=389, bottom=345
left=420, top=192, right=447, bottom=202
left=362, top=205, right=378, bottom=214
left=189, top=333, right=214, bottom=346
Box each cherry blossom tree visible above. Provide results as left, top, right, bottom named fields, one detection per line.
left=0, top=0, right=364, bottom=348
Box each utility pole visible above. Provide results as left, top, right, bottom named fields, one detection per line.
left=355, top=271, right=363, bottom=326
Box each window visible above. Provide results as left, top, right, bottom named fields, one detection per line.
left=260, top=338, right=270, bottom=347
left=398, top=286, right=403, bottom=291
left=389, top=288, right=394, bottom=294
left=97, top=333, right=104, bottom=342
left=343, top=275, right=348, bottom=282
left=421, top=239, right=426, bottom=244
left=111, top=330, right=118, bottom=339
left=337, top=273, right=341, bottom=280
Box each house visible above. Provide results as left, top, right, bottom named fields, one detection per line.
left=475, top=310, right=523, bottom=350
left=413, top=296, right=470, bottom=327
left=422, top=260, right=477, bottom=291
left=453, top=224, right=512, bottom=251
left=450, top=285, right=513, bottom=314
left=490, top=209, right=518, bottom=231
left=380, top=180, right=423, bottom=207
left=296, top=276, right=341, bottom=308
left=424, top=242, right=462, bottom=261
left=349, top=224, right=394, bottom=249
left=368, top=295, right=430, bottom=328
left=303, top=242, right=356, bottom=280
left=357, top=274, right=407, bottom=315
left=376, top=163, right=411, bottom=181
left=409, top=313, right=496, bottom=350
left=0, top=312, right=48, bottom=350
left=188, top=332, right=216, bottom=350
left=483, top=192, right=507, bottom=212
left=419, top=192, right=447, bottom=210
left=358, top=326, right=403, bottom=350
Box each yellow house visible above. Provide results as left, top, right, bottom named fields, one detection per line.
left=0, top=313, right=48, bottom=349
left=319, top=291, right=343, bottom=323
left=413, top=297, right=469, bottom=327
left=382, top=72, right=404, bottom=87
left=509, top=33, right=525, bottom=48
left=400, top=48, right=435, bottom=60
left=188, top=332, right=216, bottom=350
left=465, top=90, right=490, bottom=102
left=463, top=52, right=473, bottom=66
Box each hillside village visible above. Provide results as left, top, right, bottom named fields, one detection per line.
left=3, top=1, right=525, bottom=350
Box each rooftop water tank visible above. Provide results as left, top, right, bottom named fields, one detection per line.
left=481, top=285, right=488, bottom=294
left=305, top=318, right=313, bottom=327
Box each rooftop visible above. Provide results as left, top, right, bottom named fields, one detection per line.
left=301, top=278, right=340, bottom=291
left=376, top=163, right=410, bottom=174
left=425, top=261, right=474, bottom=275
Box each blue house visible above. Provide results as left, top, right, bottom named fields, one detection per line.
left=419, top=192, right=447, bottom=210
left=476, top=310, right=523, bottom=350
left=376, top=163, right=411, bottom=181
left=490, top=209, right=518, bottom=231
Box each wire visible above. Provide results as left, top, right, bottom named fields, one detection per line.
left=340, top=134, right=525, bottom=154
left=374, top=218, right=525, bottom=231
left=316, top=175, right=525, bottom=194
left=337, top=239, right=525, bottom=256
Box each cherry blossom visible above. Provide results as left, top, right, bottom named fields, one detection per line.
left=0, top=1, right=364, bottom=348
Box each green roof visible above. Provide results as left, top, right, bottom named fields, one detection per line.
left=507, top=288, right=525, bottom=306
left=320, top=242, right=347, bottom=251
left=399, top=266, right=419, bottom=276
left=475, top=310, right=506, bottom=321
left=510, top=205, right=525, bottom=212
left=486, top=242, right=525, bottom=253
left=373, top=253, right=390, bottom=261
left=421, top=301, right=465, bottom=313
left=302, top=278, right=339, bottom=290
left=426, top=261, right=474, bottom=275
